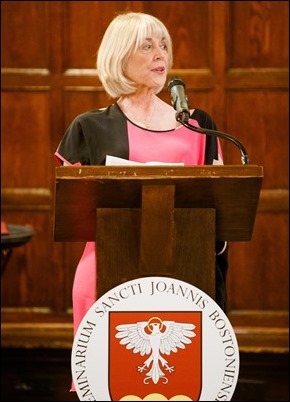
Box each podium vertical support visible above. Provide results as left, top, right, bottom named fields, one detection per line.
left=139, top=185, right=175, bottom=276
left=96, top=184, right=216, bottom=300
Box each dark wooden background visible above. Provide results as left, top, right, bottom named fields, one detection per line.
left=1, top=1, right=288, bottom=401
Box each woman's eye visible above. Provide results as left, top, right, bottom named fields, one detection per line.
left=142, top=43, right=151, bottom=50
left=140, top=42, right=167, bottom=51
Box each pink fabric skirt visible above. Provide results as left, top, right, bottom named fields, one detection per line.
left=70, top=241, right=96, bottom=391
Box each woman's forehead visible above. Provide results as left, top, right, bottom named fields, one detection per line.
left=137, top=28, right=167, bottom=43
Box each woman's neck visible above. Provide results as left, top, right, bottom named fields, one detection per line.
left=117, top=95, right=179, bottom=130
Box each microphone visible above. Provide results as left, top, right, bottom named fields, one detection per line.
left=167, top=76, right=250, bottom=165
left=167, top=77, right=190, bottom=122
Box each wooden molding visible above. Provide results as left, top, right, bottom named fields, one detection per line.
left=1, top=320, right=288, bottom=354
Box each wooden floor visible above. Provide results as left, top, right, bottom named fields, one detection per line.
left=1, top=347, right=288, bottom=401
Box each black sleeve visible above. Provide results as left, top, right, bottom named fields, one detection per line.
left=56, top=117, right=92, bottom=165
left=190, top=108, right=219, bottom=164
left=55, top=106, right=129, bottom=165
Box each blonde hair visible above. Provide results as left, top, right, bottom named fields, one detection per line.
left=96, top=12, right=173, bottom=98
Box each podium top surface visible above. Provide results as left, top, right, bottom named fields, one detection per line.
left=55, top=164, right=263, bottom=180
left=54, top=165, right=263, bottom=242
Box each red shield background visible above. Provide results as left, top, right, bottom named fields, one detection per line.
left=109, top=311, right=202, bottom=401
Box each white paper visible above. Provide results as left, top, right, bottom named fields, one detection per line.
left=105, top=155, right=184, bottom=166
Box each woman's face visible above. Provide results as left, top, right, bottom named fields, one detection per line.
left=124, top=35, right=169, bottom=92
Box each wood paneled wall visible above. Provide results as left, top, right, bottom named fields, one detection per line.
left=1, top=0, right=288, bottom=363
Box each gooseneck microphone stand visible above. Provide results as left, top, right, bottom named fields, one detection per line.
left=176, top=111, right=250, bottom=165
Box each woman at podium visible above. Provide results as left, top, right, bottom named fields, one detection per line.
left=54, top=11, right=228, bottom=391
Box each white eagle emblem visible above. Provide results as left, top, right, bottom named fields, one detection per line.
left=115, top=316, right=196, bottom=384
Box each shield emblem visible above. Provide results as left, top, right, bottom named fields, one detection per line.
left=109, top=311, right=202, bottom=401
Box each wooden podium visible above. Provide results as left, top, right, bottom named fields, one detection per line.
left=54, top=165, right=263, bottom=300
